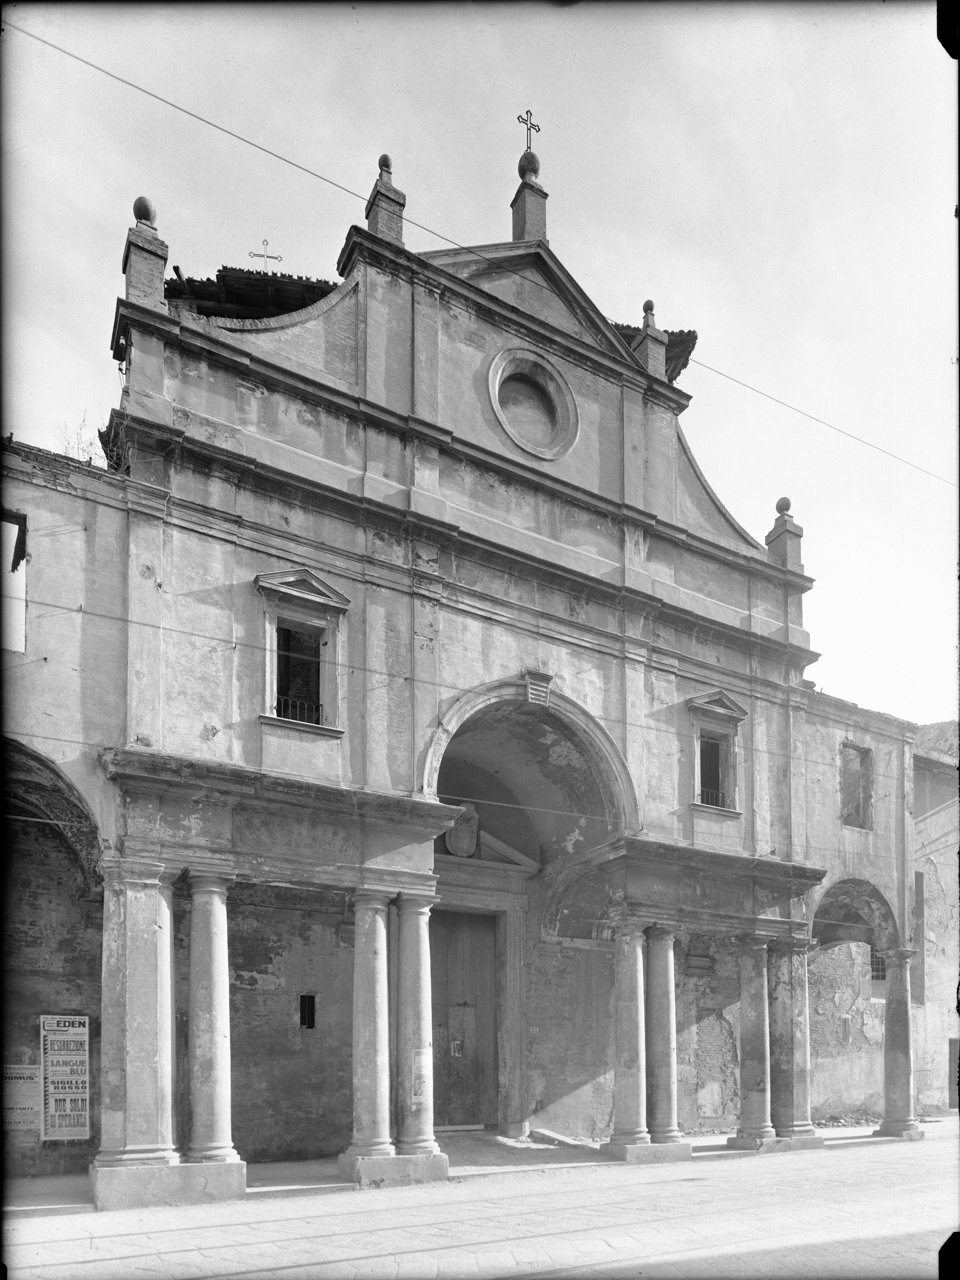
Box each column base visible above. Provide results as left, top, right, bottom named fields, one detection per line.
left=90, top=1160, right=246, bottom=1210
left=772, top=1123, right=818, bottom=1139
left=185, top=1146, right=242, bottom=1163
left=872, top=1122, right=924, bottom=1140
left=337, top=1151, right=449, bottom=1187
left=649, top=1130, right=685, bottom=1144
left=395, top=1138, right=441, bottom=1156
left=601, top=1140, right=692, bottom=1163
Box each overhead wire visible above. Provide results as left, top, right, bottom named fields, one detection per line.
left=5, top=19, right=957, bottom=489
left=1, top=589, right=939, bottom=788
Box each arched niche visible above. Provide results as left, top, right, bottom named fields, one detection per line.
left=420, top=675, right=640, bottom=866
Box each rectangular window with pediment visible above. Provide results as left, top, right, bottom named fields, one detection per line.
left=687, top=690, right=748, bottom=813
left=255, top=569, right=349, bottom=736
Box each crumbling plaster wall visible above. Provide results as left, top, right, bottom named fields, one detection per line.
left=808, top=943, right=884, bottom=1118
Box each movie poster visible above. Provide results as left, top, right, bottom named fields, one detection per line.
left=40, top=1015, right=89, bottom=1141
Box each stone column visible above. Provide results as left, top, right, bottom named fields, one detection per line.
left=341, top=889, right=394, bottom=1160
left=729, top=937, right=776, bottom=1146
left=875, top=948, right=922, bottom=1138
left=396, top=891, right=440, bottom=1156
left=768, top=939, right=819, bottom=1142
left=645, top=925, right=683, bottom=1143
left=186, top=872, right=240, bottom=1163
left=94, top=859, right=178, bottom=1168
left=602, top=920, right=650, bottom=1157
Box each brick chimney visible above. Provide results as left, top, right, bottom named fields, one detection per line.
left=365, top=154, right=406, bottom=246
left=765, top=497, right=804, bottom=570
left=511, top=150, right=548, bottom=243
left=122, top=197, right=167, bottom=309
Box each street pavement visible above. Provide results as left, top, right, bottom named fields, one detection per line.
left=3, top=1119, right=957, bottom=1280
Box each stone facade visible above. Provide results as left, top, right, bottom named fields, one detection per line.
left=3, top=154, right=956, bottom=1208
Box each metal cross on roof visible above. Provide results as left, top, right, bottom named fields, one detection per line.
left=248, top=239, right=282, bottom=269
left=517, top=109, right=540, bottom=151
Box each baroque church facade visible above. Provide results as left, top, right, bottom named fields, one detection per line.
left=3, top=147, right=957, bottom=1210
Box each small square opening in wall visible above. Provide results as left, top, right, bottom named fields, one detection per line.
left=299, top=994, right=316, bottom=1029
left=869, top=944, right=886, bottom=982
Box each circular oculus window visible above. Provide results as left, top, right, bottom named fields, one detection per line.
left=488, top=348, right=579, bottom=460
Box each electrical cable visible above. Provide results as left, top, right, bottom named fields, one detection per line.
left=5, top=20, right=957, bottom=489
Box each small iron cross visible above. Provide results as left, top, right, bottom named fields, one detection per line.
left=248, top=239, right=282, bottom=268
left=517, top=109, right=540, bottom=151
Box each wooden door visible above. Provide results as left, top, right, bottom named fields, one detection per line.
left=430, top=911, right=498, bottom=1127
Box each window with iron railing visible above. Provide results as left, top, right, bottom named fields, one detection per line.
left=687, top=690, right=747, bottom=814
left=254, top=567, right=350, bottom=738
left=276, top=623, right=324, bottom=725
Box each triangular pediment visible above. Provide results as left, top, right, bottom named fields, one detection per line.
left=422, top=241, right=636, bottom=362
left=477, top=830, right=540, bottom=870
left=254, top=568, right=350, bottom=611
left=687, top=690, right=749, bottom=721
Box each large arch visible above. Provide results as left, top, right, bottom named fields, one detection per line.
left=808, top=877, right=901, bottom=1124
left=812, top=878, right=900, bottom=952
left=3, top=737, right=104, bottom=889
left=420, top=674, right=641, bottom=845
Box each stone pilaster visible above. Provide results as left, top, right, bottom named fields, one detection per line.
left=768, top=939, right=820, bottom=1144
left=186, top=873, right=241, bottom=1165
left=874, top=948, right=923, bottom=1139
left=94, top=859, right=178, bottom=1169
left=728, top=937, right=776, bottom=1147
left=645, top=926, right=686, bottom=1145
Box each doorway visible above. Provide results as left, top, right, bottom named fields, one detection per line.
left=430, top=910, right=498, bottom=1127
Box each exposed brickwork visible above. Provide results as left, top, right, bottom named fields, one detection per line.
left=2, top=820, right=102, bottom=1175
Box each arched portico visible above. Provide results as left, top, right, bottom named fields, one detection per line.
left=811, top=878, right=919, bottom=1138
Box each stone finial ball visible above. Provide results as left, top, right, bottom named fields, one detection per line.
left=776, top=496, right=792, bottom=515
left=378, top=153, right=392, bottom=173
left=643, top=299, right=655, bottom=314
left=518, top=150, right=541, bottom=181
left=133, top=196, right=156, bottom=225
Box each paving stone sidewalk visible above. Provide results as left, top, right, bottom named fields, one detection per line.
left=3, top=1118, right=957, bottom=1280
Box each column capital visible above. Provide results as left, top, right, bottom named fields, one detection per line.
left=609, top=911, right=647, bottom=939
left=737, top=934, right=771, bottom=953
left=188, top=870, right=235, bottom=895
left=768, top=935, right=812, bottom=955
left=397, top=889, right=438, bottom=912
left=351, top=887, right=394, bottom=911
left=644, top=923, right=675, bottom=943
left=882, top=947, right=917, bottom=965
left=100, top=855, right=174, bottom=888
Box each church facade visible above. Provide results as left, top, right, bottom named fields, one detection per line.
left=3, top=148, right=957, bottom=1210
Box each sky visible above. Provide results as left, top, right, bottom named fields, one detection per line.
left=2, top=1, right=957, bottom=726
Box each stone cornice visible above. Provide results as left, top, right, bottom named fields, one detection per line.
left=612, top=836, right=827, bottom=895
left=98, top=747, right=461, bottom=837
left=124, top=412, right=814, bottom=604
